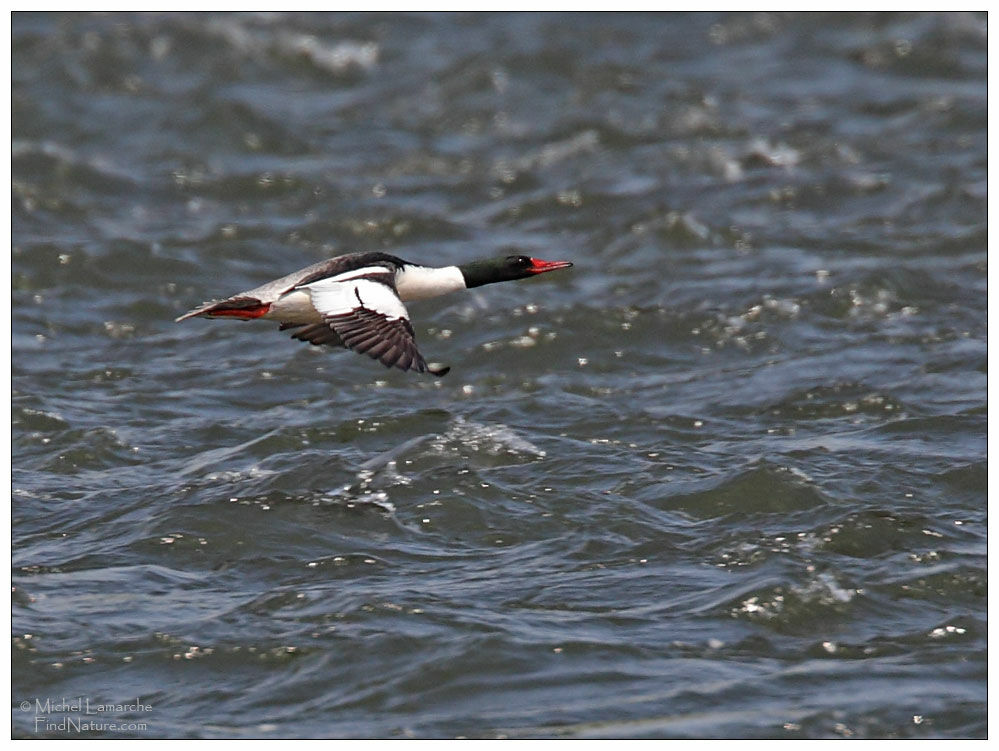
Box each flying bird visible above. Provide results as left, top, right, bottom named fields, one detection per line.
left=176, top=251, right=573, bottom=376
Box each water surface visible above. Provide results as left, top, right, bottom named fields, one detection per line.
left=12, top=12, right=987, bottom=738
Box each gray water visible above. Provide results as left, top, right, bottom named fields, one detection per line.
left=12, top=12, right=987, bottom=739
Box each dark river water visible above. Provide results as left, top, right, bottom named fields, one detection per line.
left=12, top=12, right=987, bottom=739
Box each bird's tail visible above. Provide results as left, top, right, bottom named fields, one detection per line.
left=175, top=297, right=271, bottom=322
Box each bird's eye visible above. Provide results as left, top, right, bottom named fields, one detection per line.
left=507, top=255, right=530, bottom=267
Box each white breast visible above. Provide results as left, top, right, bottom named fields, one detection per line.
left=395, top=265, right=466, bottom=301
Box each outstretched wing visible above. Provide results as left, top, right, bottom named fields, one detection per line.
left=299, top=266, right=448, bottom=376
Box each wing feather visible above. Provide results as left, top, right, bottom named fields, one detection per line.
left=282, top=322, right=345, bottom=348
left=295, top=270, right=444, bottom=375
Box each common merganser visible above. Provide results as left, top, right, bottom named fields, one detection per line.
left=176, top=252, right=572, bottom=376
